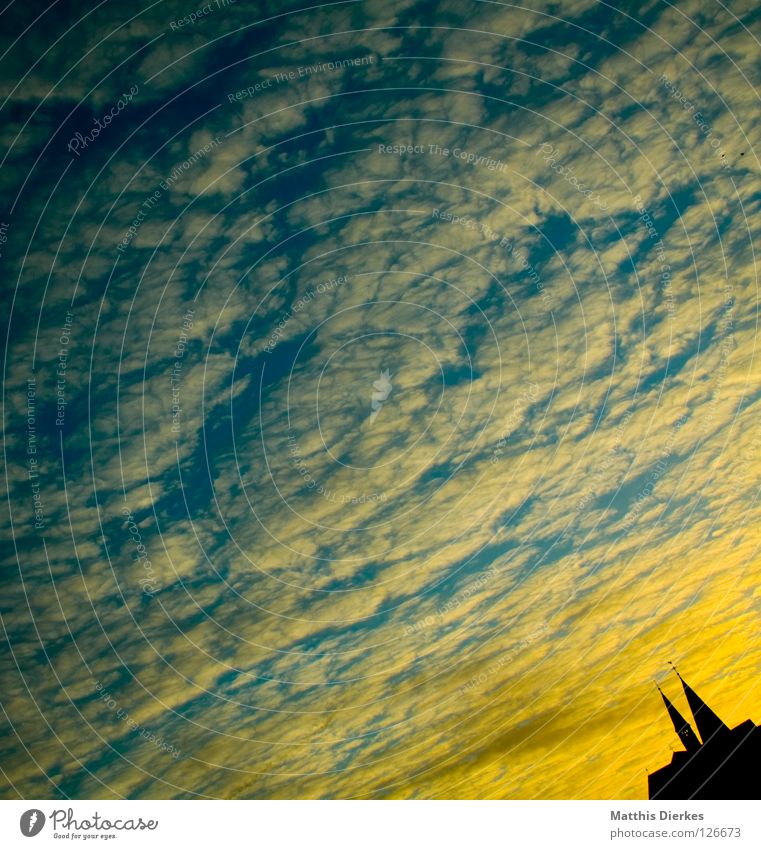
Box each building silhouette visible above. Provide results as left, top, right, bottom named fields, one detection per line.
left=648, top=667, right=760, bottom=799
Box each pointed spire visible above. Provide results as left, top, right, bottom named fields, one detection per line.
left=669, top=662, right=729, bottom=743
left=657, top=684, right=701, bottom=752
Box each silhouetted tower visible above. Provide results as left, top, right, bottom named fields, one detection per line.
left=673, top=667, right=730, bottom=743
left=658, top=686, right=701, bottom=753
left=648, top=666, right=760, bottom=800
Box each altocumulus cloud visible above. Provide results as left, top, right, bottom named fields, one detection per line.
left=1, top=0, right=760, bottom=801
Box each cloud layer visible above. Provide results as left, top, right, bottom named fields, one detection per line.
left=1, top=0, right=760, bottom=800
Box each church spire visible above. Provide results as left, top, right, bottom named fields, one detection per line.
left=658, top=685, right=701, bottom=752
left=670, top=663, right=729, bottom=744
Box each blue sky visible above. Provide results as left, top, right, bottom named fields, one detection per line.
left=2, top=0, right=761, bottom=800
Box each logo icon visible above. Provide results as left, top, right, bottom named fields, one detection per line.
left=20, top=810, right=46, bottom=837
left=369, top=369, right=393, bottom=425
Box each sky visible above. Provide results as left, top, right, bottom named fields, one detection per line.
left=1, top=0, right=761, bottom=800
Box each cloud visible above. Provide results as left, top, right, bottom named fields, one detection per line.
left=2, top=0, right=761, bottom=803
